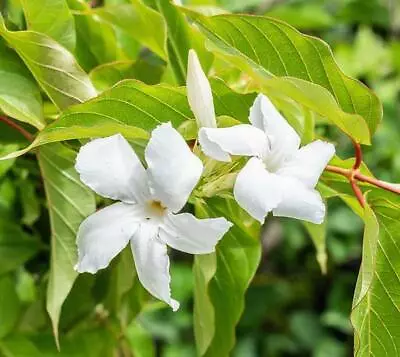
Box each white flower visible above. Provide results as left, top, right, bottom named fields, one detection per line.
left=187, top=49, right=217, bottom=129
left=74, top=123, right=232, bottom=311
left=186, top=50, right=334, bottom=224
left=199, top=94, right=335, bottom=224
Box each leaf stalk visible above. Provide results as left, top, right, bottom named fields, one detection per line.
left=0, top=116, right=34, bottom=142
left=325, top=141, right=400, bottom=204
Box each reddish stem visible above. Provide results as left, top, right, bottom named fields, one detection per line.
left=354, top=173, right=400, bottom=195
left=352, top=141, right=363, bottom=170
left=350, top=176, right=365, bottom=207
left=324, top=140, right=399, bottom=207
left=325, top=165, right=350, bottom=178
left=0, top=116, right=33, bottom=142
left=325, top=165, right=400, bottom=196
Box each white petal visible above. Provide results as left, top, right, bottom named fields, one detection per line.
left=130, top=222, right=179, bottom=311
left=187, top=49, right=216, bottom=128
left=233, top=157, right=282, bottom=223
left=250, top=94, right=300, bottom=160
left=273, top=177, right=325, bottom=224
left=199, top=125, right=268, bottom=162
left=159, top=213, right=232, bottom=254
left=75, top=134, right=150, bottom=203
left=278, top=140, right=335, bottom=188
left=248, top=93, right=265, bottom=131
left=75, top=202, right=144, bottom=274
left=145, top=123, right=203, bottom=212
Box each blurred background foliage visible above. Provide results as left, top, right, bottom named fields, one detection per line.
left=0, top=0, right=399, bottom=356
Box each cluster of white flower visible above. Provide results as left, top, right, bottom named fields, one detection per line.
left=73, top=50, right=335, bottom=310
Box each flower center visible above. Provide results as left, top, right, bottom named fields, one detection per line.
left=146, top=200, right=167, bottom=219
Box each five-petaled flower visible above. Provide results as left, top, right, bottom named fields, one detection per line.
left=74, top=123, right=232, bottom=311
left=186, top=50, right=335, bottom=224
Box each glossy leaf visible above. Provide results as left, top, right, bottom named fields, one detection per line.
left=0, top=13, right=96, bottom=110
left=350, top=196, right=400, bottom=356
left=210, top=78, right=255, bottom=123
left=194, top=197, right=261, bottom=357
left=38, top=143, right=96, bottom=346
left=93, top=1, right=167, bottom=59
left=21, top=0, right=76, bottom=52
left=185, top=12, right=381, bottom=142
left=0, top=41, right=44, bottom=129
left=1, top=78, right=252, bottom=159
left=89, top=58, right=165, bottom=92
left=0, top=219, right=40, bottom=275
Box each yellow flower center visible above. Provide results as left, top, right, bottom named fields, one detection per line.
left=146, top=200, right=167, bottom=218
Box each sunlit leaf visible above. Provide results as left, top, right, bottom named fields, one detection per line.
left=351, top=197, right=400, bottom=356
left=21, top=0, right=76, bottom=52
left=0, top=41, right=44, bottom=129
left=38, top=143, right=96, bottom=347
left=1, top=78, right=253, bottom=159
left=184, top=11, right=381, bottom=142
left=0, top=13, right=96, bottom=110
left=92, top=1, right=167, bottom=59
left=89, top=58, right=165, bottom=92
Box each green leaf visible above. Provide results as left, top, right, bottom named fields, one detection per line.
left=20, top=178, right=40, bottom=226
left=210, top=78, right=255, bottom=123
left=0, top=13, right=97, bottom=110
left=156, top=0, right=213, bottom=85
left=103, top=247, right=144, bottom=325
left=38, top=143, right=96, bottom=347
left=266, top=3, right=334, bottom=30
left=89, top=58, right=165, bottom=92
left=126, top=322, right=155, bottom=357
left=304, top=219, right=327, bottom=274
left=0, top=336, right=42, bottom=357
left=194, top=197, right=261, bottom=357
left=0, top=219, right=40, bottom=275
left=351, top=199, right=400, bottom=356
left=0, top=41, right=44, bottom=129
left=0, top=275, right=21, bottom=339
left=185, top=12, right=381, bottom=142
left=92, top=1, right=167, bottom=59
left=67, top=0, right=117, bottom=72
left=0, top=144, right=18, bottom=178
left=21, top=0, right=76, bottom=52
left=0, top=78, right=251, bottom=159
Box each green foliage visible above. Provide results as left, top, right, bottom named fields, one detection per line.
left=0, top=275, right=21, bottom=339
left=0, top=220, right=40, bottom=275
left=93, top=1, right=167, bottom=60
left=20, top=0, right=76, bottom=52
left=352, top=198, right=400, bottom=355
left=194, top=197, right=261, bottom=356
left=185, top=11, right=380, bottom=142
left=38, top=143, right=96, bottom=346
left=0, top=12, right=96, bottom=110
left=0, top=41, right=44, bottom=129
